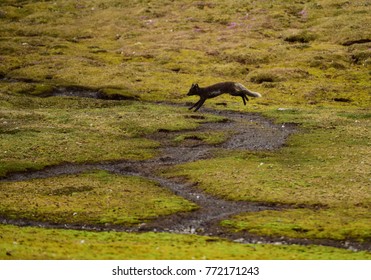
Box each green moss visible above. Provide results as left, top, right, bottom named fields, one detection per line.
left=1, top=0, right=370, bottom=106
left=222, top=208, right=371, bottom=242
left=284, top=31, right=317, bottom=43
left=0, top=100, right=206, bottom=176
left=29, top=84, right=55, bottom=96
left=0, top=170, right=197, bottom=225
left=1, top=224, right=370, bottom=260
left=338, top=112, right=371, bottom=120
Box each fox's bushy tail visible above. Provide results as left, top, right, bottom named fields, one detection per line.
left=245, top=89, right=262, bottom=98
left=235, top=83, right=262, bottom=98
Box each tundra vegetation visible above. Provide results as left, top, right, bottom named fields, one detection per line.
left=0, top=0, right=370, bottom=259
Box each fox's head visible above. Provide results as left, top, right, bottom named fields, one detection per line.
left=187, top=83, right=200, bottom=96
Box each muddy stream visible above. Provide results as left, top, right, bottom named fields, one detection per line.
left=1, top=89, right=369, bottom=251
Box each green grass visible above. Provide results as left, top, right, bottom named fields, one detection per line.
left=0, top=0, right=370, bottom=259
left=1, top=224, right=370, bottom=260
left=0, top=170, right=197, bottom=226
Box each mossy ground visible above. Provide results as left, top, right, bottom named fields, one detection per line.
left=0, top=170, right=197, bottom=225
left=0, top=97, right=220, bottom=176
left=1, top=224, right=370, bottom=260
left=221, top=208, right=371, bottom=242
left=1, top=0, right=369, bottom=104
left=0, top=0, right=370, bottom=259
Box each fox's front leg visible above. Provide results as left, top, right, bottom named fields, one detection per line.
left=189, top=98, right=202, bottom=110
left=193, top=98, right=206, bottom=112
left=189, top=98, right=206, bottom=111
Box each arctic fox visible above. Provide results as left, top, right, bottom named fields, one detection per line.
left=187, top=82, right=261, bottom=111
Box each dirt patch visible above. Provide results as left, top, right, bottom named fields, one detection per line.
left=50, top=86, right=137, bottom=100
left=203, top=108, right=296, bottom=150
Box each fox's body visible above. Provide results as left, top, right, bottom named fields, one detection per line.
left=187, top=82, right=261, bottom=111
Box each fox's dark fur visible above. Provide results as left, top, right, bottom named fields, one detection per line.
left=187, top=82, right=262, bottom=112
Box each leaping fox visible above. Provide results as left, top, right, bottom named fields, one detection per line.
left=187, top=82, right=262, bottom=112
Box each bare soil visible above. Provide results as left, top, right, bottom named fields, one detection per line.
left=1, top=88, right=369, bottom=251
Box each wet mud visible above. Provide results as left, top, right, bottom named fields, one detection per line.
left=1, top=88, right=369, bottom=251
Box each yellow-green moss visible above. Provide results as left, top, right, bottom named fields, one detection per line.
left=0, top=99, right=212, bottom=176
left=0, top=170, right=197, bottom=225
left=1, top=0, right=370, bottom=105
left=222, top=208, right=371, bottom=242
left=1, top=224, right=370, bottom=260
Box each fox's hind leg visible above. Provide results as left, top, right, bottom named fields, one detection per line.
left=241, top=95, right=246, bottom=105
left=243, top=93, right=249, bottom=105
left=234, top=92, right=248, bottom=105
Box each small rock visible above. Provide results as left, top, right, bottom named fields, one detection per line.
left=233, top=238, right=245, bottom=243
left=190, top=227, right=196, bottom=234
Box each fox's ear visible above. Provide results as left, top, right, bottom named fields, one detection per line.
left=195, top=83, right=199, bottom=88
